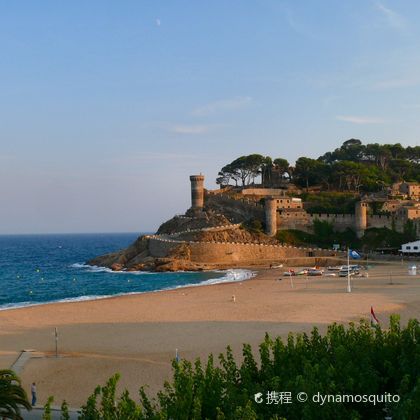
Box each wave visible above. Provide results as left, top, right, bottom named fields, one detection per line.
left=70, top=263, right=156, bottom=275
left=0, top=295, right=115, bottom=311
left=197, top=269, right=255, bottom=285
left=71, top=264, right=256, bottom=283
left=1, top=268, right=256, bottom=311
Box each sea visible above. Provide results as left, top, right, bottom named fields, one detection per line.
left=0, top=233, right=254, bottom=310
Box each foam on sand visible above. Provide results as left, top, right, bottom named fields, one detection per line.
left=1, top=267, right=255, bottom=310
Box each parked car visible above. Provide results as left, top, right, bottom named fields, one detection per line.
left=324, top=272, right=337, bottom=277
left=283, top=270, right=296, bottom=276
left=339, top=268, right=359, bottom=277
left=308, top=269, right=324, bottom=276
left=327, top=265, right=346, bottom=271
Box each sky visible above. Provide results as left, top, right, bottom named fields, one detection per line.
left=2, top=1, right=420, bottom=234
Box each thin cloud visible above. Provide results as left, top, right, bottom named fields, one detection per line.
left=170, top=124, right=212, bottom=134
left=372, top=77, right=420, bottom=90
left=109, top=152, right=199, bottom=163
left=285, top=9, right=316, bottom=39
left=375, top=1, right=406, bottom=30
left=336, top=115, right=386, bottom=124
left=192, top=96, right=252, bottom=116
left=401, top=103, right=420, bottom=109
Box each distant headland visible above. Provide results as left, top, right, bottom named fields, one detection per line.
left=89, top=139, right=420, bottom=271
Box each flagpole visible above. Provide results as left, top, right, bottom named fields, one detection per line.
left=55, top=327, right=58, bottom=358
left=347, top=247, right=351, bottom=293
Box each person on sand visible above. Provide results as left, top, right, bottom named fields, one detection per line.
left=31, top=382, right=37, bottom=406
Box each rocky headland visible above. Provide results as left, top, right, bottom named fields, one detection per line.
left=88, top=210, right=279, bottom=272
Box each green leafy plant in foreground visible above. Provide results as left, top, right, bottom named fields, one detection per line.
left=52, top=316, right=419, bottom=419
left=0, top=369, right=31, bottom=419
left=42, top=396, right=54, bottom=420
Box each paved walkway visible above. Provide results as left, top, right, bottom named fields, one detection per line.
left=10, top=351, right=80, bottom=418
left=22, top=407, right=79, bottom=419
left=10, top=349, right=35, bottom=374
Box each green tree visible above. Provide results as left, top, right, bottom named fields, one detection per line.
left=0, top=370, right=31, bottom=420
left=78, top=374, right=143, bottom=419
left=294, top=157, right=327, bottom=190
left=273, top=158, right=290, bottom=177
left=389, top=159, right=413, bottom=181
left=319, top=139, right=364, bottom=163
left=217, top=155, right=268, bottom=187
left=42, top=396, right=54, bottom=420
left=60, top=400, right=70, bottom=420
left=365, top=143, right=392, bottom=170
left=216, top=163, right=240, bottom=187
left=312, top=219, right=334, bottom=244
left=406, top=146, right=420, bottom=164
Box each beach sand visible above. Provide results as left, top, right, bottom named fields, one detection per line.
left=0, top=263, right=419, bottom=407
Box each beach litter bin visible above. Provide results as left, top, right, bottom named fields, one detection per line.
left=408, top=265, right=417, bottom=276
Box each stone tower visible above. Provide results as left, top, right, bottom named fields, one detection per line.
left=355, top=201, right=368, bottom=238
left=189, top=174, right=205, bottom=211
left=265, top=197, right=277, bottom=236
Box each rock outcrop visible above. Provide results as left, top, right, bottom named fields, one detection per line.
left=87, top=208, right=278, bottom=272
left=88, top=202, right=339, bottom=272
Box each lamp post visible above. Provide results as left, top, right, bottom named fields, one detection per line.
left=54, top=327, right=58, bottom=358
left=347, top=247, right=351, bottom=293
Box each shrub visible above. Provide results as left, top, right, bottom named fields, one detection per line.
left=56, top=317, right=420, bottom=419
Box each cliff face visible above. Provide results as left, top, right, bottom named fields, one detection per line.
left=87, top=235, right=152, bottom=270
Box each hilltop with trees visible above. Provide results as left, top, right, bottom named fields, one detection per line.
left=216, top=139, right=420, bottom=192
left=214, top=140, right=420, bottom=250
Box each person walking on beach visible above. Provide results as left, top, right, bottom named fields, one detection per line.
left=31, top=382, right=37, bottom=406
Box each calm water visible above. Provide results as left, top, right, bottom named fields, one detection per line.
left=0, top=233, right=253, bottom=310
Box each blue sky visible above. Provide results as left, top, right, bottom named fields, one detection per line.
left=1, top=1, right=420, bottom=233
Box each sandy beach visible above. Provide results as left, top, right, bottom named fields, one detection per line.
left=1, top=263, right=419, bottom=407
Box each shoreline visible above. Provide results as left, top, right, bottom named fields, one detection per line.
left=0, top=267, right=257, bottom=312
left=1, top=264, right=417, bottom=325
left=1, top=264, right=419, bottom=406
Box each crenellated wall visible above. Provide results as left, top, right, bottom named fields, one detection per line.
left=309, top=213, right=355, bottom=231
left=368, top=214, right=393, bottom=229
left=278, top=211, right=394, bottom=233
left=148, top=235, right=336, bottom=264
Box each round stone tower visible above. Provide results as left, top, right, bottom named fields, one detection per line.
left=189, top=174, right=205, bottom=211
left=355, top=201, right=368, bottom=238
left=265, top=197, right=277, bottom=236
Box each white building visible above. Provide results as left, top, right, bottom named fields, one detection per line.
left=400, top=240, right=420, bottom=254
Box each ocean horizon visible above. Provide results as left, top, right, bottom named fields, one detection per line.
left=0, top=233, right=254, bottom=310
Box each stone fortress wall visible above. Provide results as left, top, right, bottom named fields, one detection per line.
left=367, top=215, right=394, bottom=229
left=207, top=177, right=415, bottom=237
left=145, top=177, right=338, bottom=264
left=147, top=229, right=336, bottom=264
left=307, top=213, right=354, bottom=229
left=149, top=174, right=420, bottom=266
